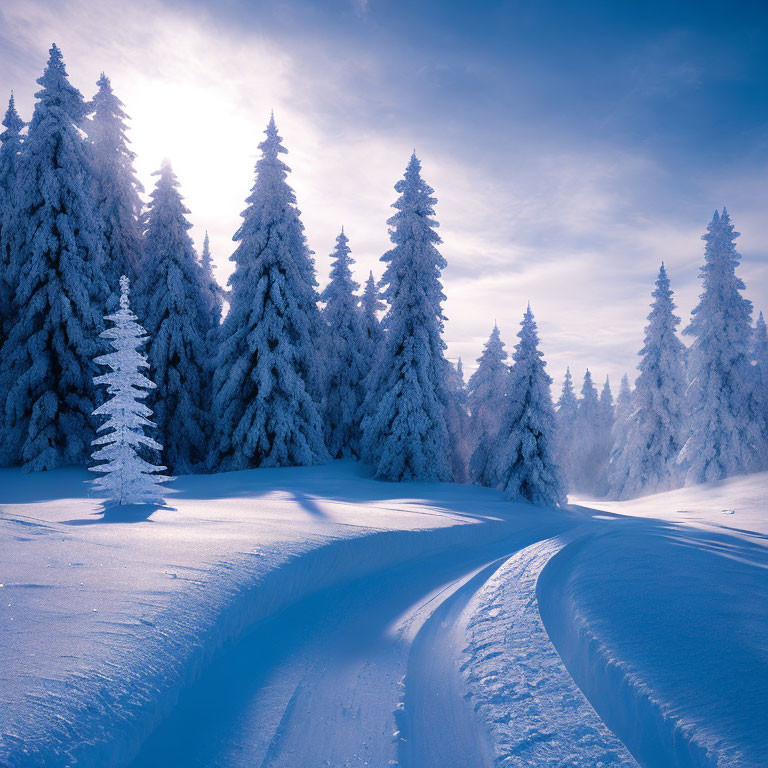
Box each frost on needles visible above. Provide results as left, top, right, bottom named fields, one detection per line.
left=208, top=115, right=328, bottom=471
left=90, top=276, right=171, bottom=506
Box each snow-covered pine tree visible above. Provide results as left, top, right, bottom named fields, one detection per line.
left=200, top=231, right=223, bottom=332
left=320, top=228, right=367, bottom=458
left=445, top=356, right=471, bottom=483
left=0, top=93, right=24, bottom=345
left=467, top=324, right=509, bottom=441
left=360, top=270, right=384, bottom=362
left=88, top=73, right=144, bottom=291
left=754, top=311, right=768, bottom=430
left=609, top=264, right=687, bottom=498
left=90, top=276, right=171, bottom=505
left=478, top=305, right=566, bottom=506
left=595, top=376, right=614, bottom=491
left=360, top=153, right=452, bottom=481
left=555, top=367, right=579, bottom=488
left=0, top=45, right=108, bottom=470
left=208, top=115, right=328, bottom=471
left=135, top=160, right=210, bottom=474
left=681, top=209, right=767, bottom=481
left=571, top=369, right=602, bottom=493
left=609, top=373, right=632, bottom=470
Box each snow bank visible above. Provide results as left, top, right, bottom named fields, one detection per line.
left=0, top=461, right=549, bottom=767
left=544, top=476, right=768, bottom=768
left=459, top=532, right=638, bottom=767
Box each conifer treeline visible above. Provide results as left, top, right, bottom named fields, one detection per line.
left=0, top=45, right=765, bottom=504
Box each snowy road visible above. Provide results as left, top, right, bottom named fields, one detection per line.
left=129, top=529, right=554, bottom=767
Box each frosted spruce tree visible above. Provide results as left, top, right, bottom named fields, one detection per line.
left=209, top=116, right=327, bottom=471
left=609, top=264, right=687, bottom=498
left=445, top=356, right=471, bottom=483
left=609, top=373, right=633, bottom=470
left=0, top=93, right=24, bottom=345
left=467, top=324, right=509, bottom=440
left=0, top=45, right=108, bottom=470
left=320, top=228, right=367, bottom=458
left=595, top=376, right=614, bottom=491
left=754, top=312, right=768, bottom=428
left=88, top=73, right=144, bottom=290
left=135, top=161, right=211, bottom=473
left=360, top=270, right=384, bottom=361
left=681, top=209, right=766, bottom=482
left=90, top=276, right=171, bottom=505
left=571, top=369, right=602, bottom=493
left=555, top=367, right=579, bottom=488
left=474, top=306, right=566, bottom=506
left=360, top=153, right=452, bottom=481
left=200, top=231, right=223, bottom=332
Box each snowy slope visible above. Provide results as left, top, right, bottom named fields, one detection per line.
left=548, top=475, right=768, bottom=768
left=0, top=461, right=572, bottom=767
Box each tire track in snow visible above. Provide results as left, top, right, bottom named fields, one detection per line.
left=459, top=534, right=639, bottom=767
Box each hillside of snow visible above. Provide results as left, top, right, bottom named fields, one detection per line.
left=1, top=464, right=766, bottom=767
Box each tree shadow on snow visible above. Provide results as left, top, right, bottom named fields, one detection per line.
left=61, top=501, right=173, bottom=525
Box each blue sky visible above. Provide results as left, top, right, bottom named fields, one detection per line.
left=1, top=0, right=766, bottom=391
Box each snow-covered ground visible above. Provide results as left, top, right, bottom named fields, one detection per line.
left=1, top=463, right=766, bottom=767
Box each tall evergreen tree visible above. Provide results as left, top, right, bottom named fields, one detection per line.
left=0, top=93, right=24, bottom=345
left=753, top=311, right=768, bottom=430
left=595, top=375, right=614, bottom=490
left=320, top=228, right=367, bottom=458
left=360, top=270, right=384, bottom=361
left=88, top=73, right=144, bottom=290
left=209, top=116, right=327, bottom=470
left=474, top=306, right=566, bottom=506
left=135, top=160, right=210, bottom=473
left=0, top=45, right=108, bottom=470
left=200, top=231, right=223, bottom=332
left=90, top=276, right=171, bottom=505
left=609, top=373, right=633, bottom=471
left=555, top=367, right=579, bottom=488
left=571, top=369, right=602, bottom=493
left=360, top=153, right=452, bottom=481
left=467, top=323, right=508, bottom=440
left=609, top=264, right=687, bottom=498
left=681, top=209, right=766, bottom=481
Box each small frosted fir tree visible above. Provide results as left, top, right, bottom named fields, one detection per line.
left=90, top=277, right=171, bottom=505
left=468, top=324, right=509, bottom=441
left=475, top=306, right=566, bottom=506
left=88, top=73, right=144, bottom=289
left=445, top=357, right=471, bottom=483
left=360, top=153, right=452, bottom=481
left=0, top=45, right=108, bottom=470
left=609, top=264, right=687, bottom=499
left=320, top=228, right=367, bottom=458
left=0, top=93, right=24, bottom=344
left=555, top=367, right=579, bottom=488
left=209, top=116, right=327, bottom=470
left=681, top=210, right=766, bottom=481
left=360, top=270, right=384, bottom=361
left=135, top=161, right=211, bottom=473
